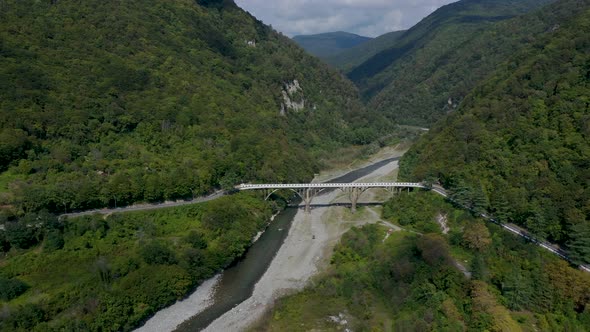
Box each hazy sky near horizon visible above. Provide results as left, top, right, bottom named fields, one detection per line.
left=234, top=0, right=457, bottom=37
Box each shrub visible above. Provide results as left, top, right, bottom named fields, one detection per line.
left=417, top=233, right=452, bottom=266
left=462, top=221, right=491, bottom=251
left=5, top=222, right=38, bottom=249
left=140, top=241, right=177, bottom=265
left=0, top=231, right=10, bottom=252
left=43, top=230, right=64, bottom=252
left=0, top=277, right=29, bottom=301
left=185, top=230, right=207, bottom=249
left=4, top=303, right=46, bottom=330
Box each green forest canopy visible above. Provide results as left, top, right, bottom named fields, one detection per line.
left=0, top=0, right=384, bottom=216
left=259, top=193, right=590, bottom=331
left=400, top=2, right=590, bottom=265
left=347, top=0, right=557, bottom=126
left=0, top=194, right=272, bottom=331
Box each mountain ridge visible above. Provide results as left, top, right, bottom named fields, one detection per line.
left=346, top=0, right=557, bottom=125
left=400, top=0, right=590, bottom=264
left=326, top=30, right=406, bottom=70
left=292, top=31, right=372, bottom=59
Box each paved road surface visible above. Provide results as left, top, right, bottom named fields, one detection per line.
left=59, top=191, right=225, bottom=219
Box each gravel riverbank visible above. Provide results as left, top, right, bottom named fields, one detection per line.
left=134, top=146, right=404, bottom=332
left=203, top=150, right=403, bottom=331
left=135, top=275, right=221, bottom=332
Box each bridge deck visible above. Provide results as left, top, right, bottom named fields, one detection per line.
left=237, top=182, right=427, bottom=190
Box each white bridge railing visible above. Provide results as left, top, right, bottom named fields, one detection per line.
left=236, top=182, right=428, bottom=190
left=235, top=182, right=445, bottom=214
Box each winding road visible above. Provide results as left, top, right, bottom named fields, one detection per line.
left=59, top=191, right=225, bottom=219
left=57, top=174, right=588, bottom=273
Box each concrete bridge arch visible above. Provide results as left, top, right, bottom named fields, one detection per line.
left=238, top=182, right=445, bottom=213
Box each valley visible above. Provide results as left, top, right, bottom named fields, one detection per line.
left=180, top=146, right=407, bottom=332
left=1, top=0, right=590, bottom=331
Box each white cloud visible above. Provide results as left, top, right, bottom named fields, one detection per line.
left=234, top=0, right=457, bottom=37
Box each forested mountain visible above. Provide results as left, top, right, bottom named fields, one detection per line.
left=347, top=0, right=556, bottom=126
left=292, top=31, right=372, bottom=59
left=325, top=30, right=405, bottom=71
left=400, top=0, right=590, bottom=264
left=0, top=0, right=382, bottom=216
left=0, top=0, right=388, bottom=330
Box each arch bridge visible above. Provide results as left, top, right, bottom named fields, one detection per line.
left=236, top=182, right=447, bottom=213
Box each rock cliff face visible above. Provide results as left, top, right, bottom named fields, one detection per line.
left=280, top=80, right=306, bottom=115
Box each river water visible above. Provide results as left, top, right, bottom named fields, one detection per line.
left=141, top=156, right=401, bottom=332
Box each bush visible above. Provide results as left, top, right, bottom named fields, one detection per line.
left=0, top=231, right=10, bottom=252
left=417, top=233, right=452, bottom=266
left=0, top=276, right=29, bottom=301
left=140, top=241, right=177, bottom=265
left=181, top=248, right=211, bottom=280
left=185, top=230, right=207, bottom=249
left=462, top=221, right=491, bottom=251
left=5, top=222, right=38, bottom=249
left=4, top=303, right=46, bottom=330
left=43, top=230, right=64, bottom=252
left=201, top=198, right=246, bottom=232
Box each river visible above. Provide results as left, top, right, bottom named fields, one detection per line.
left=136, top=153, right=403, bottom=332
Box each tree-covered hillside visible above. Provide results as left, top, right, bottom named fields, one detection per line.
left=0, top=0, right=381, bottom=215
left=0, top=1, right=387, bottom=329
left=400, top=1, right=590, bottom=264
left=258, top=193, right=590, bottom=331
left=0, top=194, right=273, bottom=331
left=292, top=31, right=372, bottom=59
left=347, top=0, right=556, bottom=126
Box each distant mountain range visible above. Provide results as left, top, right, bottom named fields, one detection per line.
left=325, top=30, right=406, bottom=70
left=292, top=31, right=372, bottom=59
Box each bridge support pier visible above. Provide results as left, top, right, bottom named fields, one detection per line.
left=351, top=189, right=359, bottom=213
left=385, top=187, right=397, bottom=197
left=304, top=188, right=312, bottom=213
left=343, top=187, right=366, bottom=213
left=294, top=188, right=322, bottom=213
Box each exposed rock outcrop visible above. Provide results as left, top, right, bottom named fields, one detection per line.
left=280, top=80, right=305, bottom=115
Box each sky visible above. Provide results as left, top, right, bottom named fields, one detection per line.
left=234, top=0, right=457, bottom=37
